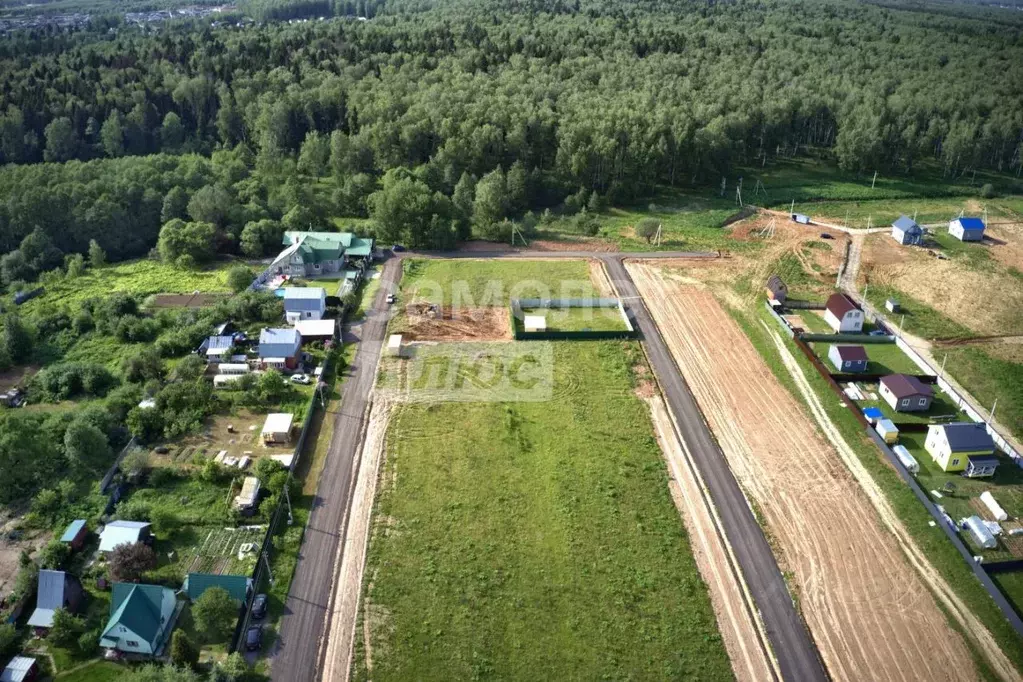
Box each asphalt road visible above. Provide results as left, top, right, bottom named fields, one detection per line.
left=602, top=257, right=828, bottom=682
left=270, top=257, right=401, bottom=682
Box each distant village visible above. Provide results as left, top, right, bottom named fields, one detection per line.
left=0, top=4, right=237, bottom=33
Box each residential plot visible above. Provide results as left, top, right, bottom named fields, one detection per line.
left=352, top=342, right=731, bottom=681
left=627, top=261, right=978, bottom=682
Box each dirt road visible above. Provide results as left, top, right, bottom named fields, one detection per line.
left=627, top=262, right=979, bottom=682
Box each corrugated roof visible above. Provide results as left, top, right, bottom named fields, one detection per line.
left=1, top=657, right=36, bottom=682
left=282, top=287, right=326, bottom=300
left=295, top=319, right=336, bottom=337
left=259, top=328, right=301, bottom=346
left=825, top=293, right=858, bottom=318
left=28, top=570, right=68, bottom=628
left=938, top=422, right=995, bottom=453
left=262, top=413, right=294, bottom=434
left=206, top=335, right=234, bottom=350
left=99, top=521, right=150, bottom=553
left=892, top=215, right=919, bottom=232
left=881, top=374, right=932, bottom=399
left=102, top=584, right=172, bottom=650
left=956, top=217, right=985, bottom=231
left=183, top=573, right=250, bottom=603
left=345, top=237, right=374, bottom=257
left=60, top=519, right=86, bottom=543
left=832, top=345, right=868, bottom=362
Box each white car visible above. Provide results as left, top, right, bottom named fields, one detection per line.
left=386, top=294, right=396, bottom=304
left=290, top=373, right=312, bottom=385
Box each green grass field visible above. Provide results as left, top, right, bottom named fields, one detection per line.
left=863, top=285, right=973, bottom=339
left=353, top=341, right=730, bottom=681
left=519, top=306, right=630, bottom=332
left=400, top=259, right=598, bottom=307
left=807, top=340, right=923, bottom=375
left=13, top=258, right=235, bottom=313
left=854, top=388, right=969, bottom=426
left=944, top=345, right=1023, bottom=442
left=55, top=661, right=126, bottom=681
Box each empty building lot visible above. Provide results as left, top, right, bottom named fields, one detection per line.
left=627, top=262, right=978, bottom=682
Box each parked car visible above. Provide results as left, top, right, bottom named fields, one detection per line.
left=251, top=593, right=268, bottom=620
left=386, top=294, right=396, bottom=304
left=820, top=232, right=834, bottom=240
left=245, top=624, right=263, bottom=651
left=391, top=244, right=405, bottom=252
left=290, top=373, right=312, bottom=385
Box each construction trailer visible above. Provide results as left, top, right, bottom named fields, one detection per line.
left=875, top=419, right=899, bottom=444
left=387, top=334, right=403, bottom=357
left=523, top=315, right=547, bottom=333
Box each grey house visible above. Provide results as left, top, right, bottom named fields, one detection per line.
left=258, top=328, right=303, bottom=370
left=880, top=374, right=933, bottom=412
left=27, top=570, right=84, bottom=633
left=828, top=345, right=868, bottom=373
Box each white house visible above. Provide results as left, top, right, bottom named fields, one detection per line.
left=949, top=217, right=985, bottom=242
left=283, top=287, right=326, bottom=323
left=98, top=520, right=152, bottom=553
left=891, top=215, right=922, bottom=245
left=823, top=293, right=863, bottom=333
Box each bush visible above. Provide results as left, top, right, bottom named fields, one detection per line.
left=39, top=538, right=71, bottom=570
left=980, top=183, right=996, bottom=198
left=49, top=608, right=86, bottom=648
left=192, top=586, right=239, bottom=643
left=0, top=623, right=17, bottom=659
left=227, top=265, right=254, bottom=293
left=108, top=542, right=157, bottom=582
left=635, top=218, right=659, bottom=243
left=170, top=630, right=199, bottom=669
left=77, top=629, right=100, bottom=657
left=33, top=362, right=117, bottom=401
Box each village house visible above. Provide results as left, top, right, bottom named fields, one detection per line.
left=270, top=231, right=375, bottom=278
left=765, top=275, right=787, bottom=304
left=258, top=328, right=302, bottom=370
left=27, top=570, right=84, bottom=635
left=925, top=422, right=998, bottom=476
left=948, top=217, right=985, bottom=242
left=827, top=344, right=868, bottom=373
left=891, top=215, right=922, bottom=245
left=99, top=583, right=178, bottom=658
left=879, top=374, right=933, bottom=412
left=823, top=293, right=864, bottom=333
left=59, top=519, right=87, bottom=552
left=99, top=520, right=152, bottom=553
left=283, top=287, right=326, bottom=323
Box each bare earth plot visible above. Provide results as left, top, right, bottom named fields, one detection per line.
left=627, top=262, right=977, bottom=682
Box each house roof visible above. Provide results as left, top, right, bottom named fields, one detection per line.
left=102, top=584, right=174, bottom=650
left=832, top=345, right=868, bottom=362
left=259, top=328, right=301, bottom=345
left=825, top=293, right=858, bottom=318
left=206, top=335, right=234, bottom=350
left=863, top=407, right=884, bottom=420
left=345, top=237, right=374, bottom=257
left=282, top=287, right=326, bottom=300
left=182, top=573, right=250, bottom=603
left=262, top=413, right=294, bottom=434
left=935, top=422, right=996, bottom=453
left=294, top=319, right=336, bottom=337
left=955, top=217, right=985, bottom=231
left=60, top=519, right=86, bottom=543
left=881, top=374, right=932, bottom=399
left=967, top=454, right=999, bottom=466
left=28, top=570, right=70, bottom=628
left=99, top=520, right=151, bottom=552
left=1, top=657, right=36, bottom=682
left=892, top=215, right=920, bottom=232
left=876, top=419, right=898, bottom=433
left=766, top=274, right=786, bottom=290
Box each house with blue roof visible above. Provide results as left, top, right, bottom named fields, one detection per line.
left=99, top=583, right=178, bottom=657
left=258, top=328, right=302, bottom=370
left=60, top=519, right=87, bottom=551
left=949, top=217, right=985, bottom=242
left=282, top=287, right=326, bottom=323
left=891, top=215, right=922, bottom=245
left=27, top=570, right=83, bottom=634
left=925, top=422, right=998, bottom=477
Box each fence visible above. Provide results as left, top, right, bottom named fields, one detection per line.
left=798, top=333, right=895, bottom=344
left=509, top=298, right=638, bottom=341
left=100, top=436, right=139, bottom=493
left=229, top=289, right=355, bottom=652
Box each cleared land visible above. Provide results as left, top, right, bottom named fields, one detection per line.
left=628, top=262, right=977, bottom=682
left=518, top=306, right=630, bottom=332
left=350, top=341, right=731, bottom=681
left=399, top=258, right=598, bottom=306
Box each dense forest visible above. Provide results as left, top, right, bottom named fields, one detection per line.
left=0, top=0, right=1019, bottom=266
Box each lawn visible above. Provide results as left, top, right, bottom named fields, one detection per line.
left=854, top=386, right=969, bottom=426
left=353, top=341, right=730, bottom=681
left=944, top=344, right=1023, bottom=443
left=863, top=285, right=973, bottom=340
left=518, top=305, right=630, bottom=332
left=993, top=572, right=1023, bottom=622
left=13, top=259, right=235, bottom=313
left=399, top=258, right=598, bottom=307
left=56, top=661, right=126, bottom=681
left=808, top=341, right=922, bottom=375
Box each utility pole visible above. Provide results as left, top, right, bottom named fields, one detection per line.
left=720, top=177, right=726, bottom=197
left=871, top=170, right=878, bottom=189
left=913, top=209, right=918, bottom=222
left=790, top=199, right=795, bottom=215
left=735, top=177, right=743, bottom=206
left=263, top=551, right=274, bottom=585
left=284, top=485, right=294, bottom=526
left=940, top=353, right=947, bottom=377
left=990, top=399, right=998, bottom=424
left=654, top=223, right=663, bottom=247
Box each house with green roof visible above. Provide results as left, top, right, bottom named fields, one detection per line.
left=181, top=573, right=251, bottom=603
left=99, top=583, right=178, bottom=657
left=270, top=231, right=374, bottom=278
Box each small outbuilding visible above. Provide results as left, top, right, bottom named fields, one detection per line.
left=823, top=293, right=864, bottom=333
left=27, top=570, right=84, bottom=634
left=234, top=477, right=261, bottom=512
left=99, top=520, right=152, bottom=553
left=387, top=334, right=403, bottom=357
left=523, top=315, right=547, bottom=333
left=885, top=298, right=900, bottom=313
left=201, top=335, right=235, bottom=362
left=879, top=374, right=932, bottom=412
left=261, top=413, right=294, bottom=444
left=875, top=419, right=899, bottom=444
left=891, top=215, right=922, bottom=245
left=0, top=656, right=38, bottom=682
left=828, top=344, right=868, bottom=373
left=949, top=217, right=985, bottom=242
left=862, top=406, right=884, bottom=424
left=765, top=275, right=788, bottom=304
left=60, top=519, right=88, bottom=552
left=294, top=318, right=336, bottom=340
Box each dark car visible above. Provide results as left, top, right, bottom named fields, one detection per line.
left=251, top=593, right=268, bottom=620
left=820, top=232, right=834, bottom=240
left=391, top=244, right=406, bottom=252
left=245, top=624, right=263, bottom=651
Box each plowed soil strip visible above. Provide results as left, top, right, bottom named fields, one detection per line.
left=627, top=262, right=977, bottom=682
